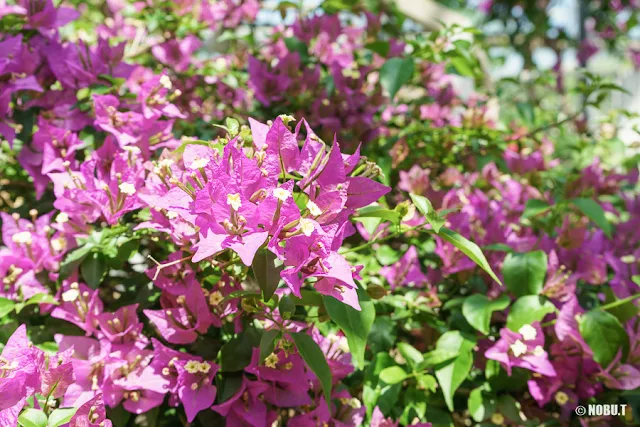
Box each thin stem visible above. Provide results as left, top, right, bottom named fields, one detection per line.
left=523, top=112, right=582, bottom=139
left=598, top=293, right=640, bottom=312
left=340, top=222, right=430, bottom=254
left=148, top=255, right=192, bottom=280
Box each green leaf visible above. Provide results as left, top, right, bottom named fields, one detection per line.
left=416, top=373, right=437, bottom=392
left=259, top=329, right=280, bottom=363
left=17, top=409, right=47, bottom=427
left=283, top=37, right=309, bottom=62
left=0, top=297, right=16, bottom=317
left=363, top=353, right=402, bottom=417
left=502, top=251, right=547, bottom=297
left=291, top=332, right=332, bottom=409
left=220, top=328, right=261, bottom=372
left=323, top=290, right=375, bottom=369
left=438, top=227, right=502, bottom=286
left=356, top=206, right=401, bottom=224
left=506, top=295, right=555, bottom=331
left=15, top=293, right=58, bottom=314
left=397, top=342, right=424, bottom=370
left=379, top=366, right=408, bottom=384
left=48, top=408, right=77, bottom=427
left=365, top=41, right=390, bottom=57
left=497, top=395, right=526, bottom=422
left=225, top=118, right=240, bottom=136
left=468, top=386, right=497, bottom=422
left=434, top=332, right=476, bottom=411
left=252, top=249, right=283, bottom=302
left=379, top=57, right=415, bottom=98
left=579, top=310, right=629, bottom=368
left=482, top=243, right=513, bottom=253
left=521, top=199, right=551, bottom=220
left=572, top=198, right=613, bottom=238
left=59, top=244, right=93, bottom=280
left=449, top=56, right=475, bottom=77
left=462, top=294, right=510, bottom=335
left=410, top=193, right=445, bottom=233
left=369, top=316, right=397, bottom=354
left=80, top=252, right=107, bottom=289
left=421, top=349, right=459, bottom=367
left=602, top=287, right=639, bottom=323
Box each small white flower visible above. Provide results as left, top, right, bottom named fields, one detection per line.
left=533, top=346, right=545, bottom=357
left=278, top=114, right=296, bottom=124
left=184, top=360, right=201, bottom=374
left=12, top=231, right=32, bottom=245
left=55, top=212, right=69, bottom=224
left=518, top=324, right=537, bottom=341
left=264, top=353, right=279, bottom=369
left=227, top=193, right=242, bottom=211
left=159, top=74, right=172, bottom=89
left=209, top=291, right=224, bottom=306
left=509, top=340, right=528, bottom=358
left=62, top=289, right=80, bottom=302
left=555, top=391, right=569, bottom=406
left=51, top=238, right=65, bottom=252
left=299, top=218, right=315, bottom=236
left=189, top=156, right=210, bottom=170
left=307, top=201, right=322, bottom=216
left=273, top=188, right=291, bottom=202
left=198, top=361, right=211, bottom=374
left=118, top=182, right=136, bottom=196
left=338, top=337, right=350, bottom=353
left=158, top=158, right=175, bottom=168
left=123, top=146, right=141, bottom=155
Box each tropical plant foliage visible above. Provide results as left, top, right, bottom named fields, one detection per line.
left=0, top=1, right=639, bottom=427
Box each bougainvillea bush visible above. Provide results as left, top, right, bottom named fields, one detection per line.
left=1, top=1, right=639, bottom=426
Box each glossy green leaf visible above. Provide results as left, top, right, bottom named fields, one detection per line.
left=252, top=249, right=283, bottom=302
left=506, top=295, right=555, bottom=331
left=0, top=297, right=16, bottom=317
left=259, top=329, right=280, bottom=363
left=379, top=57, right=415, bottom=98
left=356, top=206, right=401, bottom=224
left=438, top=227, right=502, bottom=286
left=497, top=395, right=526, bottom=422
left=468, top=386, right=497, bottom=422
left=579, top=310, right=629, bottom=368
left=323, top=290, right=375, bottom=369
left=462, top=294, right=510, bottom=335
left=572, top=198, right=613, bottom=238
left=421, top=349, right=459, bottom=367
left=379, top=366, right=408, bottom=384
left=397, top=342, right=424, bottom=370
left=17, top=409, right=47, bottom=427
left=365, top=41, right=390, bottom=57
left=80, top=252, right=107, bottom=289
left=410, top=193, right=445, bottom=233
left=363, top=353, right=402, bottom=418
left=59, top=244, right=93, bottom=280
left=502, top=251, right=547, bottom=297
left=220, top=328, right=261, bottom=372
left=434, top=331, right=476, bottom=411
left=48, top=408, right=77, bottom=427
left=291, top=332, right=332, bottom=409
left=602, top=287, right=639, bottom=323
left=521, top=199, right=552, bottom=220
